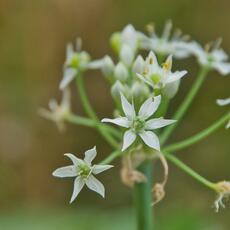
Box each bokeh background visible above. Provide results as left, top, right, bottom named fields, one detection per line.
left=0, top=0, right=229, bottom=229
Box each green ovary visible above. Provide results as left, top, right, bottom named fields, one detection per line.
left=132, top=117, right=145, bottom=132
left=78, top=164, right=91, bottom=177
left=71, top=54, right=80, bottom=68
left=151, top=74, right=161, bottom=85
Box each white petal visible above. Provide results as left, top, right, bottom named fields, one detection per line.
left=165, top=70, right=187, bottom=84
left=85, top=175, right=105, bottom=198
left=120, top=93, right=136, bottom=120
left=59, top=68, right=77, bottom=90
left=92, top=164, right=114, bottom=175
left=213, top=62, right=230, bottom=75
left=145, top=118, right=176, bottom=130
left=216, top=98, right=230, bottom=106
left=138, top=95, right=161, bottom=119
left=64, top=153, right=84, bottom=166
left=120, top=44, right=135, bottom=66
left=70, top=176, right=85, bottom=203
left=146, top=51, right=159, bottom=67
left=84, top=146, right=97, bottom=165
left=122, top=129, right=136, bottom=151
left=87, top=59, right=104, bottom=69
left=49, top=99, right=58, bottom=111
left=38, top=108, right=54, bottom=121
left=132, top=55, right=145, bottom=74
left=61, top=88, right=71, bottom=109
left=52, top=166, right=78, bottom=178
left=139, top=131, right=160, bottom=151
left=136, top=73, right=153, bottom=87
left=101, top=117, right=130, bottom=128
left=226, top=120, right=230, bottom=129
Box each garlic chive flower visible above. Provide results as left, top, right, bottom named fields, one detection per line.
left=102, top=93, right=176, bottom=151
left=216, top=97, right=230, bottom=129
left=53, top=147, right=113, bottom=203
left=190, top=40, right=230, bottom=75
left=136, top=51, right=187, bottom=97
left=141, top=20, right=193, bottom=59
left=59, top=39, right=90, bottom=90
left=39, top=88, right=71, bottom=132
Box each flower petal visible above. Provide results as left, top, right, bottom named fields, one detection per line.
left=85, top=175, right=105, bottom=198
left=64, top=153, right=84, bottom=166
left=70, top=176, right=85, bottom=203
left=145, top=118, right=176, bottom=130
left=138, top=95, right=161, bottom=119
left=92, top=164, right=114, bottom=175
left=120, top=93, right=136, bottom=119
left=52, top=166, right=78, bottom=178
left=84, top=146, right=97, bottom=165
left=139, top=131, right=160, bottom=151
left=59, top=68, right=77, bottom=90
left=122, top=129, right=136, bottom=151
left=101, top=117, right=130, bottom=128
left=216, top=98, right=230, bottom=106
left=165, top=70, right=187, bottom=84
left=136, top=73, right=153, bottom=87
left=213, top=62, right=230, bottom=75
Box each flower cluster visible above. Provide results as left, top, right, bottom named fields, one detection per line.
left=40, top=20, right=229, bottom=214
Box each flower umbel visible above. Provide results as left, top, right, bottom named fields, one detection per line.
left=39, top=88, right=71, bottom=132
left=102, top=93, right=176, bottom=151
left=52, top=146, right=113, bottom=203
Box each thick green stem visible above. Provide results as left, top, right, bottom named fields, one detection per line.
left=164, top=152, right=216, bottom=190
left=160, top=66, right=210, bottom=145
left=163, top=111, right=230, bottom=153
left=134, top=161, right=153, bottom=230
left=76, top=74, right=119, bottom=149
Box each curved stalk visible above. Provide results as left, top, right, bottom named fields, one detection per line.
left=76, top=74, right=119, bottom=148
left=164, top=152, right=216, bottom=190
left=163, top=111, right=230, bottom=153
left=160, top=66, right=210, bottom=145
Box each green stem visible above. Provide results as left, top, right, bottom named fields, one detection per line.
left=65, top=113, right=122, bottom=139
left=164, top=152, right=216, bottom=190
left=100, top=150, right=122, bottom=165
left=160, top=66, right=210, bottom=145
left=163, top=111, right=230, bottom=153
left=76, top=74, right=119, bottom=149
left=134, top=160, right=153, bottom=230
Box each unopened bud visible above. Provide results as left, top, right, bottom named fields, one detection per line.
left=114, top=62, right=129, bottom=82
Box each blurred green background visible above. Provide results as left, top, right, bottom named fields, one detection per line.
left=0, top=0, right=229, bottom=229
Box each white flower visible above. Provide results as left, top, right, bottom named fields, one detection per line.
left=39, top=88, right=71, bottom=132
left=141, top=20, right=193, bottom=59
left=189, top=40, right=230, bottom=75
left=53, top=146, right=113, bottom=203
left=102, top=93, right=176, bottom=151
left=88, top=55, right=115, bottom=77
left=216, top=97, right=230, bottom=129
left=59, top=41, right=90, bottom=90
left=136, top=51, right=187, bottom=97
left=114, top=62, right=129, bottom=82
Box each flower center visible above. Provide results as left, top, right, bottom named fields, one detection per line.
left=71, top=54, right=80, bottom=68
left=78, top=164, right=91, bottom=178
left=151, top=73, right=161, bottom=84
left=132, top=117, right=145, bottom=132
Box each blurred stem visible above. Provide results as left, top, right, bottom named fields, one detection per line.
left=65, top=113, right=122, bottom=139
left=163, top=111, right=230, bottom=153
left=100, top=150, right=122, bottom=164
left=164, top=152, right=216, bottom=190
left=76, top=74, right=119, bottom=148
left=160, top=66, right=210, bottom=145
left=134, top=160, right=153, bottom=230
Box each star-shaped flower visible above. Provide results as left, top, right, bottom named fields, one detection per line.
left=53, top=147, right=113, bottom=203
left=59, top=39, right=90, bottom=90
left=102, top=93, right=176, bottom=151
left=39, top=88, right=71, bottom=132
left=136, top=51, right=187, bottom=97
left=189, top=40, right=230, bottom=75
left=141, top=20, right=193, bottom=59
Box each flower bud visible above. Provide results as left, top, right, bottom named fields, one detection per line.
left=110, top=32, right=121, bottom=54
left=111, top=81, right=126, bottom=99
left=132, top=55, right=145, bottom=74
left=101, top=55, right=114, bottom=76
left=120, top=44, right=135, bottom=66
left=114, top=62, right=129, bottom=82
left=162, top=80, right=180, bottom=99
left=131, top=81, right=150, bottom=101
